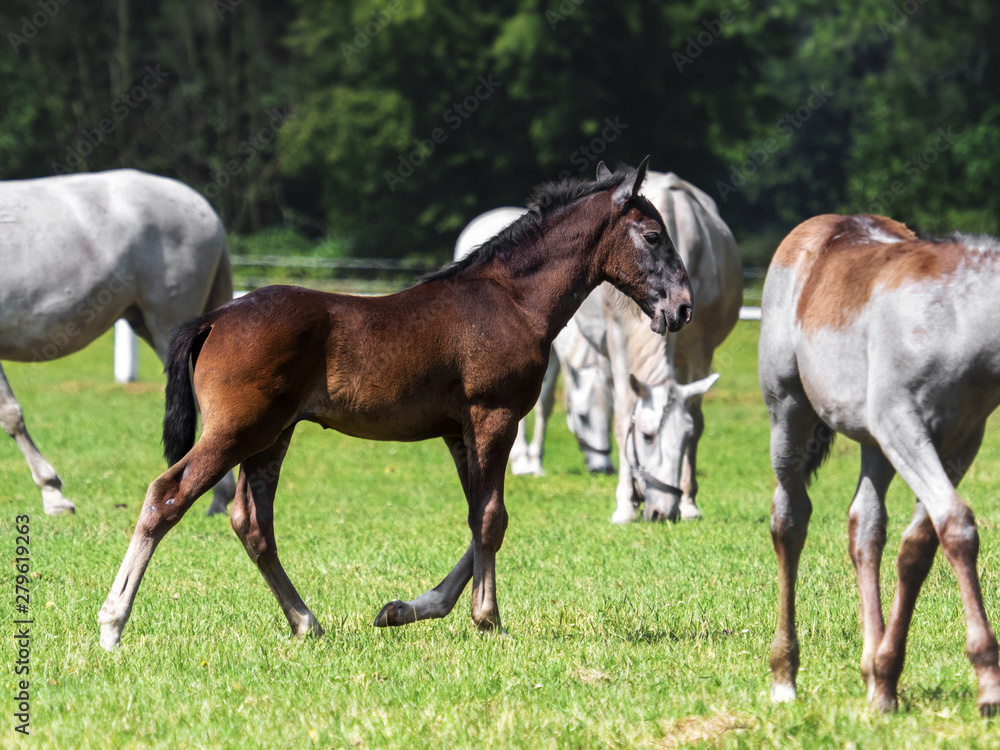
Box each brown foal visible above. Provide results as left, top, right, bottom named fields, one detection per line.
left=98, top=159, right=694, bottom=650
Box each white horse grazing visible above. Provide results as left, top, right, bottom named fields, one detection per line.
left=591, top=165, right=742, bottom=523
left=0, top=169, right=235, bottom=515
left=759, top=214, right=1000, bottom=716
left=455, top=207, right=615, bottom=475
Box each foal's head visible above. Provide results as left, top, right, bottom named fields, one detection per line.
left=593, top=159, right=693, bottom=334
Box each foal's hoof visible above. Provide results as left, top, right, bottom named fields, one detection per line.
left=374, top=600, right=416, bottom=627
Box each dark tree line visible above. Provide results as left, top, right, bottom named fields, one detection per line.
left=2, top=0, right=998, bottom=265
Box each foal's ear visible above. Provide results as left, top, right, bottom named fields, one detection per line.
left=612, top=155, right=650, bottom=206
left=629, top=373, right=651, bottom=400
left=596, top=161, right=613, bottom=181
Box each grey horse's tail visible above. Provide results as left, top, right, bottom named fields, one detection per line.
left=163, top=318, right=212, bottom=466
left=804, top=421, right=836, bottom=486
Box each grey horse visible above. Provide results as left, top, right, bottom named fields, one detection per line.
left=0, top=169, right=235, bottom=515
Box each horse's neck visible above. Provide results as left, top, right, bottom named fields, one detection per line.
left=483, top=216, right=604, bottom=345
left=625, top=313, right=673, bottom=383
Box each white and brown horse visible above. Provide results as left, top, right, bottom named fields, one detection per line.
left=759, top=213, right=1000, bottom=715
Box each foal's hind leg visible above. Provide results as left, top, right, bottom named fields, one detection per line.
left=375, top=436, right=475, bottom=626
left=873, top=423, right=1000, bottom=715
left=98, top=436, right=237, bottom=650
left=231, top=426, right=322, bottom=638
left=0, top=364, right=75, bottom=515
left=847, top=446, right=894, bottom=701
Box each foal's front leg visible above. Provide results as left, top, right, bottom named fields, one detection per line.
left=465, top=408, right=516, bottom=630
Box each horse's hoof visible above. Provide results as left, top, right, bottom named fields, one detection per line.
left=870, top=691, right=899, bottom=714
left=374, top=600, right=415, bottom=627
left=42, top=489, right=75, bottom=516
left=978, top=685, right=1000, bottom=717
left=770, top=682, right=796, bottom=703
left=98, top=626, right=121, bottom=652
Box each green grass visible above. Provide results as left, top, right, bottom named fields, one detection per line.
left=2, top=322, right=998, bottom=748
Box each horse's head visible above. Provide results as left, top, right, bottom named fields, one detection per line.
left=565, top=364, right=615, bottom=474
left=596, top=158, right=693, bottom=335
left=626, top=372, right=719, bottom=521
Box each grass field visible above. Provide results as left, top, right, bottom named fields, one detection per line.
left=2, top=321, right=999, bottom=748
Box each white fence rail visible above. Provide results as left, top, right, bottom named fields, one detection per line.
left=112, top=258, right=765, bottom=382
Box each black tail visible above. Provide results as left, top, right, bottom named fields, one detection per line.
left=163, top=317, right=212, bottom=466
left=804, top=421, right=836, bottom=486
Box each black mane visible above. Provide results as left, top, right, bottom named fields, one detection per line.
left=421, top=164, right=637, bottom=283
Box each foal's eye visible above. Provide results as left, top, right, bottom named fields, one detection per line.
left=643, top=232, right=660, bottom=244
left=642, top=432, right=656, bottom=444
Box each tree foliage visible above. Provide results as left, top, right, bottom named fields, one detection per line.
left=1, top=0, right=997, bottom=263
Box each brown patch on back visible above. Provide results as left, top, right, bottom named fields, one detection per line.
left=774, top=214, right=965, bottom=332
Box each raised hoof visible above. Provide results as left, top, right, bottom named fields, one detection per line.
left=770, top=682, right=796, bottom=703
left=373, top=599, right=416, bottom=627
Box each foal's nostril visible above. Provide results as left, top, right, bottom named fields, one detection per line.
left=679, top=304, right=693, bottom=324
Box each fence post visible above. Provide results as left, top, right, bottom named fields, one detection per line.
left=114, top=319, right=139, bottom=383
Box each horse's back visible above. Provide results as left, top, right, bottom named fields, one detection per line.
left=0, top=170, right=227, bottom=360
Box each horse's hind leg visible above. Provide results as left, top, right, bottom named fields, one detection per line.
left=139, top=313, right=237, bottom=517
left=765, top=397, right=822, bottom=703
left=0, top=364, right=75, bottom=515
left=98, top=436, right=236, bottom=650
left=230, top=426, right=322, bottom=638
left=375, top=436, right=475, bottom=626
left=874, top=423, right=1000, bottom=715
left=509, top=350, right=558, bottom=476
left=847, top=446, right=894, bottom=702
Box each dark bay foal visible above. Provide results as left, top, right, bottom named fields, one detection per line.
left=98, top=159, right=693, bottom=649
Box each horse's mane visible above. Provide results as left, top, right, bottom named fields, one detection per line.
left=421, top=164, right=637, bottom=283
